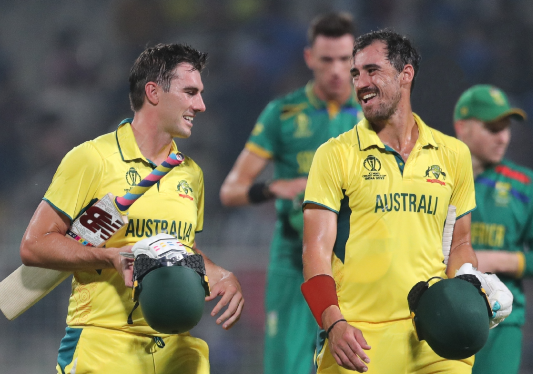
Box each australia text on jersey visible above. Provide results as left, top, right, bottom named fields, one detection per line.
left=375, top=193, right=438, bottom=215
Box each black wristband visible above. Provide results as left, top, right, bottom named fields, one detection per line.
left=326, top=318, right=347, bottom=338
left=248, top=182, right=274, bottom=204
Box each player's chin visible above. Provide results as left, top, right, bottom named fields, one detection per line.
left=174, top=128, right=192, bottom=139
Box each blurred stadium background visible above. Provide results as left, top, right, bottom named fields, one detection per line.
left=1, top=0, right=533, bottom=372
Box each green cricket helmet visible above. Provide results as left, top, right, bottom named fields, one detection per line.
left=129, top=254, right=210, bottom=334
left=407, top=275, right=492, bottom=360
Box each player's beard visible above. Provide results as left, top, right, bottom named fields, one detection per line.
left=363, top=88, right=402, bottom=122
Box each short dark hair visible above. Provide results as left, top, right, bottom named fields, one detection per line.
left=129, top=43, right=208, bottom=111
left=353, top=29, right=421, bottom=92
left=307, top=12, right=355, bottom=45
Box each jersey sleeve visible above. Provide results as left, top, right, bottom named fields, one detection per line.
left=303, top=140, right=346, bottom=213
left=43, top=142, right=104, bottom=223
left=520, top=183, right=533, bottom=277
left=450, top=142, right=476, bottom=219
left=196, top=165, right=205, bottom=233
left=244, top=101, right=280, bottom=159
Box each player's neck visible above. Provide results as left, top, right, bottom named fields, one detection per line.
left=130, top=115, right=174, bottom=165
left=471, top=155, right=488, bottom=178
left=313, top=83, right=352, bottom=106
left=372, top=101, right=417, bottom=161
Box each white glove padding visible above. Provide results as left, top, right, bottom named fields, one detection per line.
left=132, top=233, right=188, bottom=262
left=456, top=263, right=513, bottom=329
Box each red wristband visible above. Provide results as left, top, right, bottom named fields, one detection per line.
left=301, top=274, right=338, bottom=328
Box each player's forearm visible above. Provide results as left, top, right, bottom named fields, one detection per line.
left=475, top=250, right=522, bottom=277
left=20, top=231, right=118, bottom=271
left=446, top=243, right=478, bottom=278
left=219, top=179, right=253, bottom=206
left=193, top=245, right=232, bottom=284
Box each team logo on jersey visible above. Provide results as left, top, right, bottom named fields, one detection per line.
left=362, top=155, right=386, bottom=180
left=251, top=123, right=264, bottom=136
left=364, top=155, right=381, bottom=171
left=126, top=167, right=141, bottom=186
left=293, top=113, right=313, bottom=138
left=424, top=165, right=446, bottom=186
left=177, top=180, right=194, bottom=200
left=493, top=181, right=511, bottom=206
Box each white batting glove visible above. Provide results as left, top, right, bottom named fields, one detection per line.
left=132, top=233, right=188, bottom=262
left=456, top=263, right=513, bottom=328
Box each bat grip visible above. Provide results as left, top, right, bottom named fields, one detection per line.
left=115, top=152, right=184, bottom=212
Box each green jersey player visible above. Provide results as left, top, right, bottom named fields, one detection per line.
left=220, top=13, right=362, bottom=374
left=454, top=84, right=530, bottom=374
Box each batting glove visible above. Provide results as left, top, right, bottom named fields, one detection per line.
left=456, top=263, right=513, bottom=328
left=132, top=233, right=188, bottom=262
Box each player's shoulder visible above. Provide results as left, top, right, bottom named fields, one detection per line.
left=317, top=126, right=358, bottom=154
left=497, top=159, right=533, bottom=185
left=181, top=154, right=202, bottom=172
left=427, top=126, right=469, bottom=156
left=263, top=86, right=309, bottom=116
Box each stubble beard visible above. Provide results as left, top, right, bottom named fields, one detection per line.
left=363, top=89, right=402, bottom=123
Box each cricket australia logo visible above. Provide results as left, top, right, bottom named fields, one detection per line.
left=362, top=155, right=386, bottom=180
left=177, top=180, right=194, bottom=200
left=425, top=165, right=446, bottom=186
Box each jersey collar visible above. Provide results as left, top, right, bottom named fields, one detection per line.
left=115, top=119, right=179, bottom=163
left=305, top=81, right=359, bottom=109
left=356, top=113, right=438, bottom=151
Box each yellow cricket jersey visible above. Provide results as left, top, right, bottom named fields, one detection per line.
left=304, top=113, right=476, bottom=323
left=43, top=119, right=204, bottom=335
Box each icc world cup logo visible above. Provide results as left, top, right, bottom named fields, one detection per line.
left=125, top=167, right=141, bottom=186
left=363, top=155, right=381, bottom=171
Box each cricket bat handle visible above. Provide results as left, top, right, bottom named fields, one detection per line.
left=115, top=152, right=184, bottom=212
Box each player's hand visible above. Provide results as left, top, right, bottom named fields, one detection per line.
left=205, top=271, right=244, bottom=330
left=268, top=177, right=307, bottom=200
left=456, top=263, right=513, bottom=328
left=327, top=320, right=371, bottom=372
left=114, top=246, right=134, bottom=287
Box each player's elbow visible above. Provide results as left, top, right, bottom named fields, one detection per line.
left=20, top=237, right=40, bottom=267
left=219, top=184, right=238, bottom=207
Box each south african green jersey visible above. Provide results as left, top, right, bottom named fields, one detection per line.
left=246, top=81, right=363, bottom=271
left=472, top=158, right=533, bottom=326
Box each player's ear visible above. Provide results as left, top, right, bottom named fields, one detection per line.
left=454, top=120, right=466, bottom=139
left=401, top=64, right=414, bottom=87
left=304, top=46, right=314, bottom=70
left=145, top=82, right=159, bottom=106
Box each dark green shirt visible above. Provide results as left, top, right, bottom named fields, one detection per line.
left=472, top=159, right=533, bottom=326
left=246, top=81, right=362, bottom=270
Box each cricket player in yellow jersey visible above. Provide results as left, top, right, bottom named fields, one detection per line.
left=19, top=43, right=244, bottom=374
left=300, top=30, right=513, bottom=373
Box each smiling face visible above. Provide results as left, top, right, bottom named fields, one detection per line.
left=157, top=63, right=206, bottom=138
left=304, top=34, right=355, bottom=102
left=350, top=41, right=406, bottom=122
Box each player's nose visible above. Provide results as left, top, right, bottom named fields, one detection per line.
left=193, top=94, right=206, bottom=113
